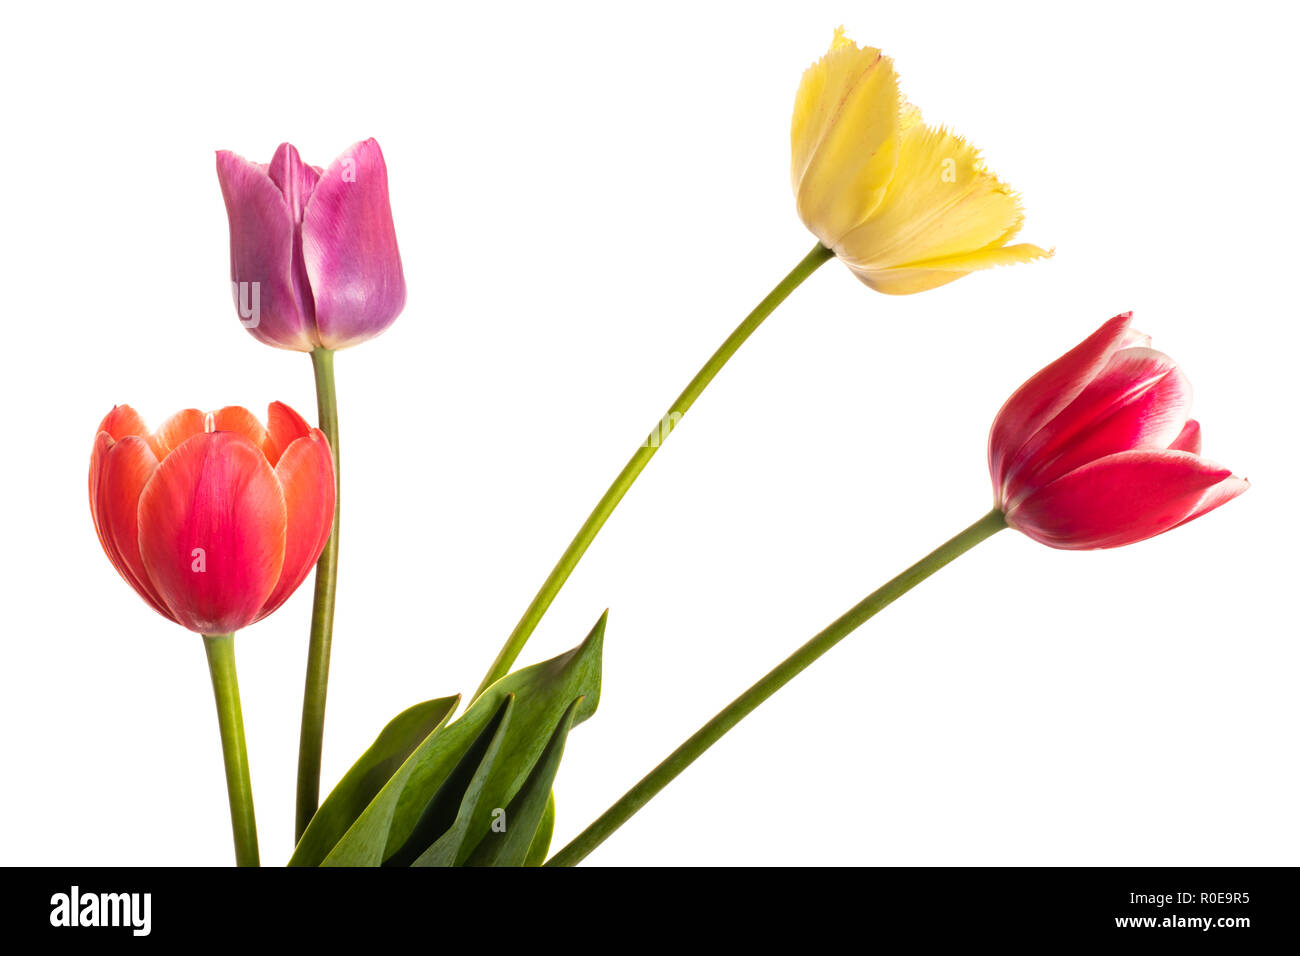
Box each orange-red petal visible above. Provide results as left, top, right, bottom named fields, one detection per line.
left=257, top=428, right=335, bottom=621
left=97, top=405, right=151, bottom=441
left=149, top=408, right=206, bottom=460
left=210, top=405, right=270, bottom=452
left=90, top=432, right=172, bottom=619
left=264, top=400, right=313, bottom=466
left=137, top=431, right=287, bottom=634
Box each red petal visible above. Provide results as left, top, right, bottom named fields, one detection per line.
left=256, top=428, right=336, bottom=621
left=265, top=400, right=313, bottom=466
left=97, top=405, right=150, bottom=441
left=1002, top=347, right=1193, bottom=508
left=1169, top=419, right=1201, bottom=454
left=150, top=408, right=205, bottom=460
left=1007, top=450, right=1238, bottom=550
left=211, top=405, right=269, bottom=451
left=90, top=433, right=172, bottom=619
left=137, top=431, right=287, bottom=634
left=988, top=313, right=1134, bottom=495
left=1171, top=475, right=1249, bottom=530
left=89, top=432, right=109, bottom=542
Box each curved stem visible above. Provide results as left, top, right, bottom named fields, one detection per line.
left=474, top=242, right=836, bottom=699
left=296, top=346, right=340, bottom=840
left=202, top=633, right=259, bottom=867
left=545, top=509, right=1007, bottom=867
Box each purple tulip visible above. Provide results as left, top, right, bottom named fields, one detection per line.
left=216, top=139, right=407, bottom=351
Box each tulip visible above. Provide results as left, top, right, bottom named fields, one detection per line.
left=216, top=138, right=399, bottom=836
left=89, top=401, right=334, bottom=866
left=791, top=28, right=1050, bottom=294
left=90, top=402, right=336, bottom=632
left=215, top=139, right=406, bottom=351
left=552, top=314, right=1248, bottom=865
left=989, top=313, right=1248, bottom=549
left=217, top=139, right=402, bottom=834
left=473, top=28, right=1056, bottom=706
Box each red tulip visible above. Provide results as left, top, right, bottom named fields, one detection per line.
left=90, top=402, right=335, bottom=634
left=989, top=313, right=1247, bottom=549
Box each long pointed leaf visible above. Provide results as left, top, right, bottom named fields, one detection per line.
left=464, top=698, right=581, bottom=867
left=402, top=695, right=514, bottom=867
left=523, top=791, right=557, bottom=868
left=289, top=695, right=459, bottom=867
left=322, top=612, right=605, bottom=866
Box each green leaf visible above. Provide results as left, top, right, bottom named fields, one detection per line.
left=289, top=695, right=459, bottom=867
left=399, top=695, right=514, bottom=867
left=464, top=699, right=580, bottom=867
left=320, top=611, right=605, bottom=866
left=523, top=791, right=557, bottom=867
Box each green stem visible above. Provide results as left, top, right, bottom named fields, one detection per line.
left=202, top=633, right=259, bottom=867
left=474, top=242, right=836, bottom=700
left=545, top=509, right=1007, bottom=867
left=296, top=346, right=340, bottom=841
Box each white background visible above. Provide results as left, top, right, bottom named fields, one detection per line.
left=1, top=0, right=1295, bottom=866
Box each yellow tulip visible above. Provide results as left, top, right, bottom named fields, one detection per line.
left=792, top=28, right=1050, bottom=294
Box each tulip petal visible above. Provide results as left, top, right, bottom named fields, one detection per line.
left=96, top=405, right=150, bottom=441
left=836, top=122, right=1030, bottom=271
left=266, top=143, right=323, bottom=351
left=1002, top=346, right=1193, bottom=507
left=988, top=313, right=1135, bottom=494
left=792, top=29, right=902, bottom=246
left=1169, top=419, right=1201, bottom=454
left=90, top=433, right=172, bottom=619
left=1007, top=450, right=1240, bottom=550
left=149, top=408, right=205, bottom=460
left=211, top=405, right=269, bottom=450
left=216, top=150, right=319, bottom=351
left=265, top=400, right=313, bottom=466
left=303, top=139, right=407, bottom=350
left=846, top=241, right=1052, bottom=295
left=1171, top=475, right=1249, bottom=531
left=138, top=432, right=287, bottom=634
left=266, top=142, right=322, bottom=224
left=257, top=429, right=336, bottom=621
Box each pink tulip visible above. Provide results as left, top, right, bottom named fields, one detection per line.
left=216, top=139, right=406, bottom=351
left=989, top=313, right=1247, bottom=549
left=90, top=402, right=336, bottom=634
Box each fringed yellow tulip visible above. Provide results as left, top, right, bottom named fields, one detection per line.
left=474, top=28, right=1055, bottom=703
left=792, top=29, right=1050, bottom=294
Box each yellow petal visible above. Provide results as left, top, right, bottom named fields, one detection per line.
left=834, top=121, right=1033, bottom=276
left=898, top=100, right=923, bottom=132
left=845, top=242, right=1053, bottom=295
left=791, top=28, right=903, bottom=246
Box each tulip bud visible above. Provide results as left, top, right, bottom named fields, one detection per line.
left=216, top=139, right=406, bottom=351
left=989, top=313, right=1247, bottom=549
left=791, top=29, right=1050, bottom=294
left=89, top=402, right=336, bottom=633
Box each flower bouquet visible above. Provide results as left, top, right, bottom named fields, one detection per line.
left=87, top=30, right=1246, bottom=867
